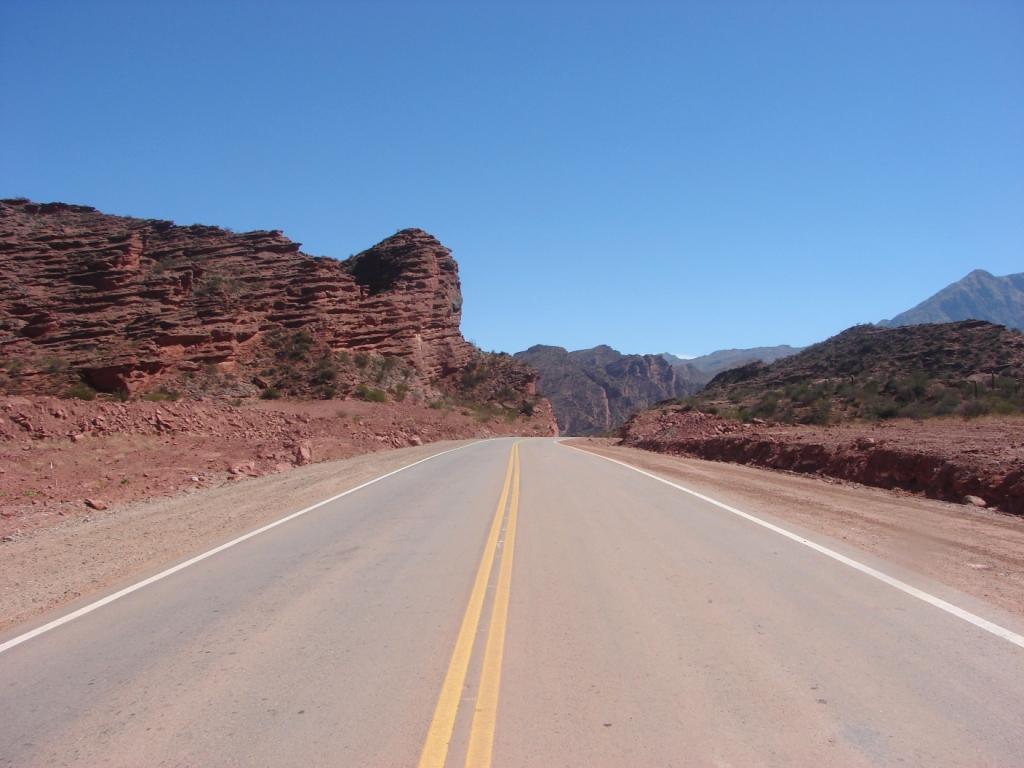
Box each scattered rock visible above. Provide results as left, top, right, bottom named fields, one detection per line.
left=83, top=498, right=108, bottom=511
left=293, top=443, right=313, bottom=466
left=964, top=495, right=987, bottom=508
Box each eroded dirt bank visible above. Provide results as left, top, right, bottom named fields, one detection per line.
left=620, top=408, right=1024, bottom=515
left=568, top=439, right=1024, bottom=620
left=0, top=394, right=555, bottom=538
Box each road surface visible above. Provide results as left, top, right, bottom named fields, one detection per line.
left=2, top=438, right=1023, bottom=766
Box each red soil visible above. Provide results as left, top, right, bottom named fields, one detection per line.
left=0, top=394, right=556, bottom=538
left=621, top=408, right=1024, bottom=515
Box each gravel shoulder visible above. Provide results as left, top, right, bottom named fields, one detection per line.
left=0, top=440, right=475, bottom=634
left=568, top=438, right=1024, bottom=619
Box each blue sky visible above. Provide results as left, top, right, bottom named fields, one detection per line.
left=2, top=2, right=1021, bottom=357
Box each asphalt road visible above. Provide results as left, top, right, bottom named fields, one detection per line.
left=2, top=438, right=1023, bottom=767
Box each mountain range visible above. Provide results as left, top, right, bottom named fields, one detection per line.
left=513, top=345, right=704, bottom=435
left=662, top=346, right=803, bottom=379
left=515, top=343, right=801, bottom=435
left=520, top=267, right=1024, bottom=434
left=880, top=269, right=1024, bottom=331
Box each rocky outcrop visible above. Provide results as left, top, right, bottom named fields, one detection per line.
left=514, top=344, right=702, bottom=435
left=621, top=407, right=1024, bottom=516
left=0, top=199, right=545, bottom=417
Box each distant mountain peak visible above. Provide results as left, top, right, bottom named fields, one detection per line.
left=881, top=269, right=1024, bottom=331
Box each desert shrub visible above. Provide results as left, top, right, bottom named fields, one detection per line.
left=41, top=355, right=69, bottom=374
left=312, top=354, right=338, bottom=386
left=392, top=382, right=409, bottom=401
left=66, top=382, right=97, bottom=401
left=959, top=399, right=989, bottom=419
left=428, top=400, right=446, bottom=410
left=804, top=396, right=832, bottom=425
left=141, top=388, right=180, bottom=402
left=267, top=329, right=314, bottom=362
left=752, top=391, right=780, bottom=419
left=2, top=357, right=24, bottom=374
left=470, top=403, right=502, bottom=422
left=870, top=398, right=900, bottom=420
left=934, top=389, right=962, bottom=416
left=260, top=386, right=282, bottom=400
left=353, top=351, right=370, bottom=368
left=354, top=384, right=387, bottom=402
left=897, top=402, right=931, bottom=420
left=195, top=272, right=244, bottom=298
left=520, top=400, right=535, bottom=417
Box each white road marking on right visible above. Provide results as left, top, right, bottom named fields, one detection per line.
left=564, top=444, right=1024, bottom=650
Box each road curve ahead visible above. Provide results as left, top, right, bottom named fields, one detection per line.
left=2, top=438, right=1023, bottom=767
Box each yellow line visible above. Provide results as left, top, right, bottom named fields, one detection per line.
left=464, top=442, right=521, bottom=767
left=417, top=444, right=516, bottom=768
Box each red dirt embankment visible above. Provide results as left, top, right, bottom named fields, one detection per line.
left=0, top=394, right=555, bottom=538
left=621, top=408, right=1024, bottom=515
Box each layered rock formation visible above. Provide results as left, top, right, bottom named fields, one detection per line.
left=0, top=199, right=543, bottom=414
left=514, top=344, right=702, bottom=435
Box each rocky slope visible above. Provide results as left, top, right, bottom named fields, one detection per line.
left=514, top=344, right=703, bottom=435
left=881, top=269, right=1024, bottom=331
left=620, top=407, right=1024, bottom=516
left=0, top=198, right=549, bottom=420
left=686, top=321, right=1024, bottom=423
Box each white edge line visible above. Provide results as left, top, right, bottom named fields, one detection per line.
left=0, top=440, right=481, bottom=655
left=562, top=442, right=1024, bottom=650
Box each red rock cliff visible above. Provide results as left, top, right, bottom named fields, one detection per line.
left=0, top=199, right=494, bottom=396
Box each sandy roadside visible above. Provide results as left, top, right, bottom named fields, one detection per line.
left=0, top=439, right=476, bottom=634
left=568, top=438, right=1024, bottom=619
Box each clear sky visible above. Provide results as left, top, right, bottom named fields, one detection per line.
left=2, top=2, right=1021, bottom=357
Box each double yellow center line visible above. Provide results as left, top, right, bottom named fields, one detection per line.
left=418, top=442, right=522, bottom=768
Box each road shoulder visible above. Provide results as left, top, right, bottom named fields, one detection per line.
left=0, top=440, right=476, bottom=634
left=567, top=438, right=1024, bottom=619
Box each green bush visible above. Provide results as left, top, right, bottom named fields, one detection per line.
left=66, top=382, right=97, bottom=401
left=141, top=388, right=180, bottom=402
left=2, top=357, right=24, bottom=374
left=260, top=386, right=282, bottom=400
left=354, top=384, right=387, bottom=402
left=959, top=399, right=989, bottom=419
